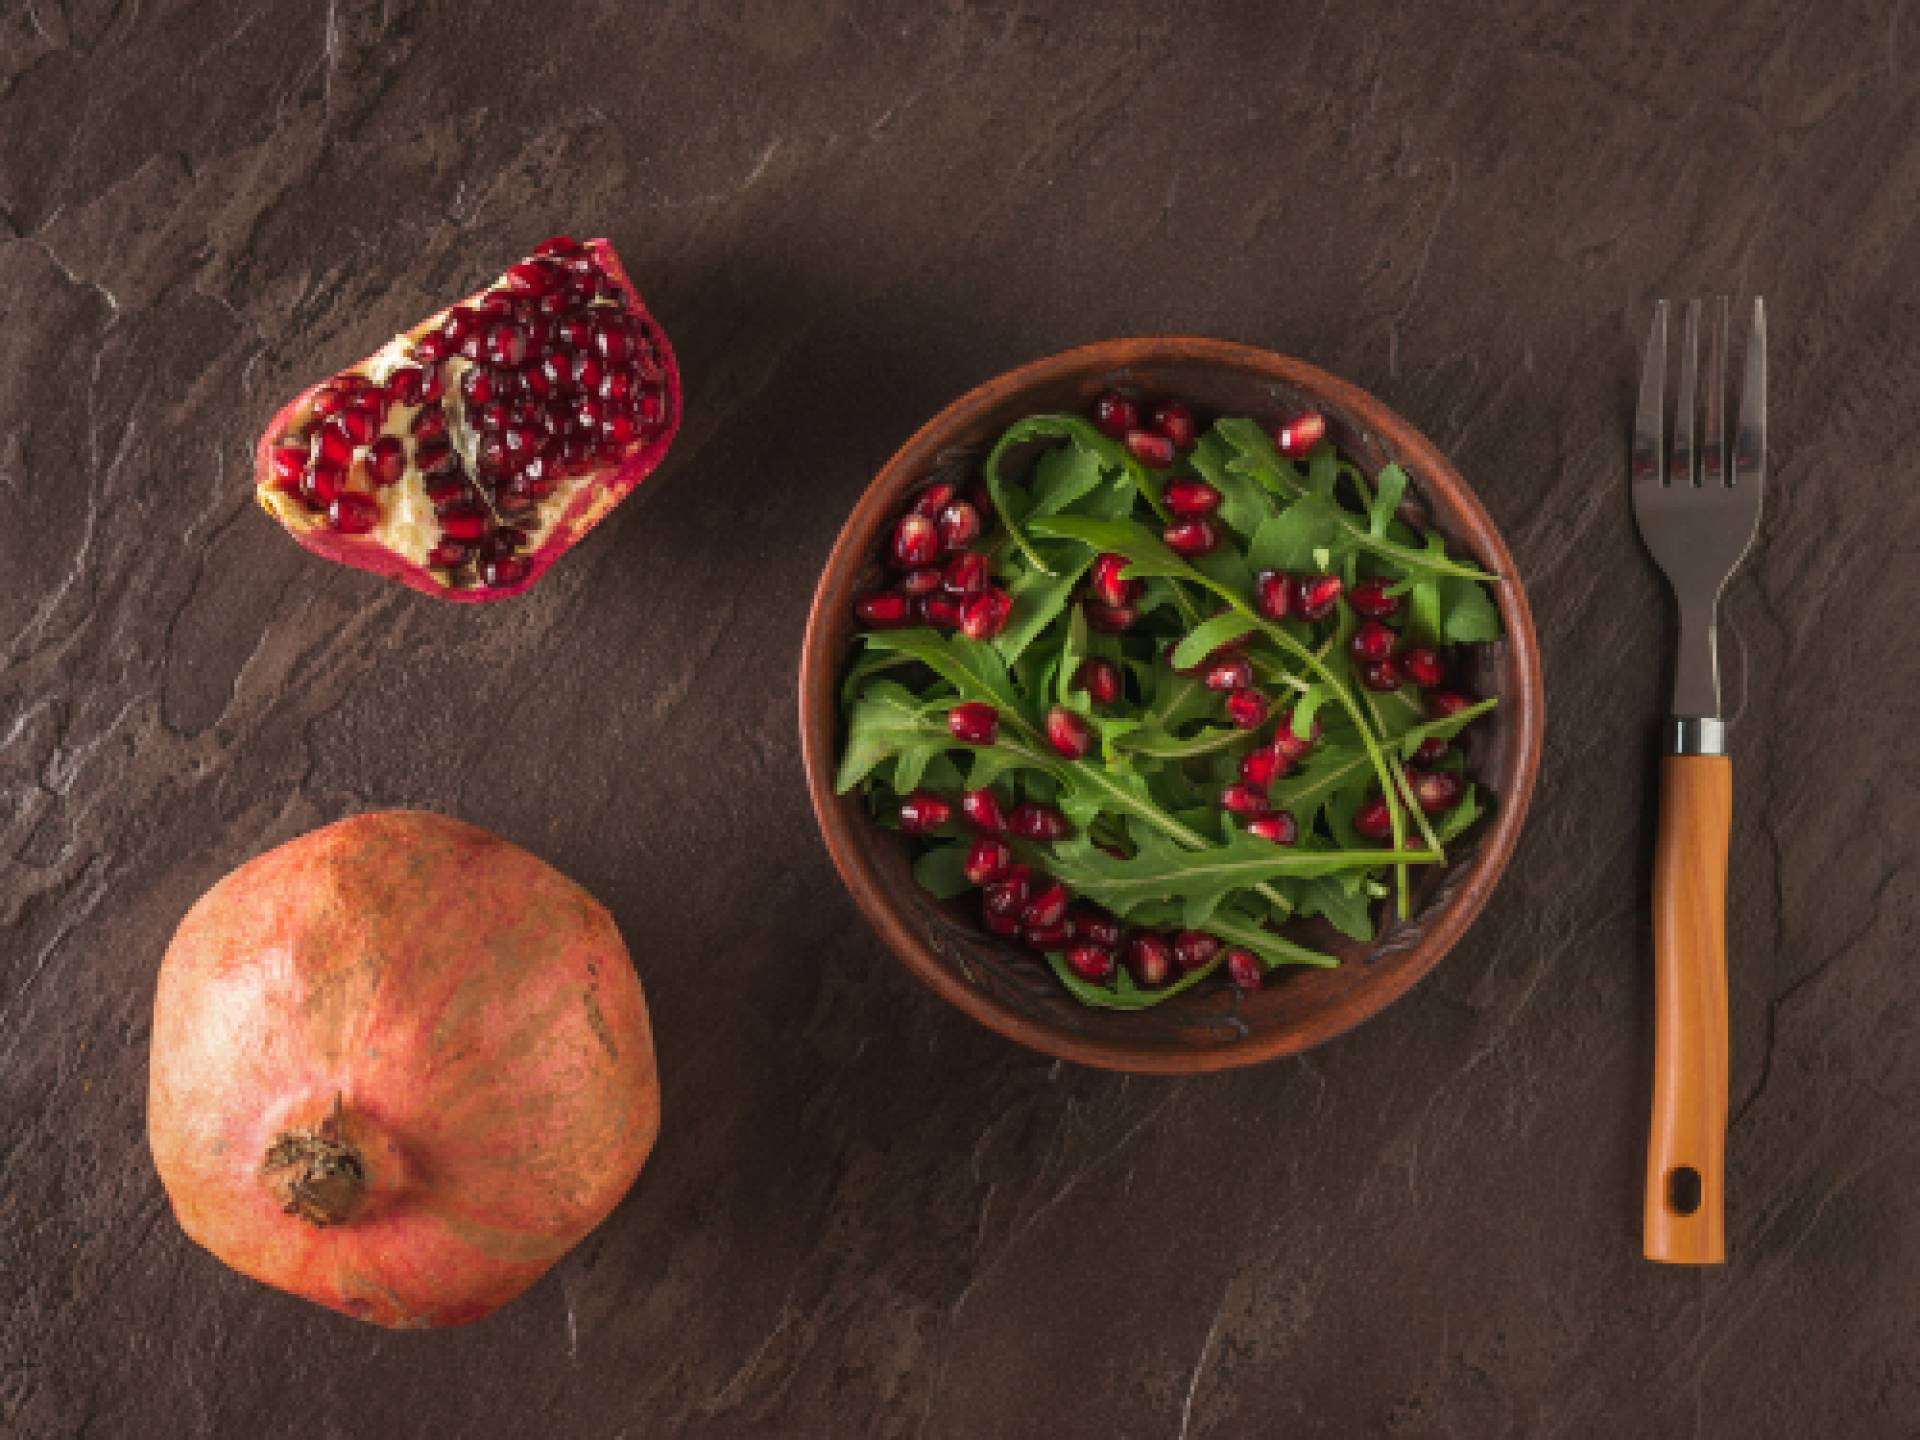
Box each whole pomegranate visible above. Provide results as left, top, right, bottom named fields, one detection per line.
left=147, top=811, right=660, bottom=1328
left=254, top=235, right=680, bottom=601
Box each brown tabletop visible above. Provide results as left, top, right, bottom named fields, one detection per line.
left=4, top=4, right=1916, bottom=1437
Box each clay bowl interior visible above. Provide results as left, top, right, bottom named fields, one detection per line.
left=800, top=338, right=1543, bottom=1074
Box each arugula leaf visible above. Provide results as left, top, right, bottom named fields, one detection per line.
left=994, top=550, right=1093, bottom=666
left=1440, top=575, right=1502, bottom=643
left=836, top=682, right=947, bottom=793
left=1368, top=463, right=1408, bottom=536
left=1043, top=828, right=1435, bottom=926
left=1246, top=496, right=1343, bottom=574
left=1215, top=418, right=1495, bottom=582
left=1189, top=430, right=1276, bottom=538
left=1170, top=610, right=1258, bottom=671
left=862, top=628, right=1024, bottom=714
left=913, top=840, right=975, bottom=900
left=1290, top=871, right=1376, bottom=942
left=1207, top=909, right=1340, bottom=969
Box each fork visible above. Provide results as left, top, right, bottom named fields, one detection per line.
left=1631, top=296, right=1766, bottom=1265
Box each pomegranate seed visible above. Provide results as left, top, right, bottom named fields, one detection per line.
left=918, top=594, right=964, bottom=628
left=937, top=501, right=982, bottom=549
left=384, top=366, right=426, bottom=405
left=327, top=492, right=380, bottom=534
left=1409, top=769, right=1464, bottom=814
left=984, top=908, right=1024, bottom=939
left=301, top=461, right=344, bottom=508
left=1295, top=573, right=1344, bottom=621
left=269, top=445, right=306, bottom=491
left=428, top=541, right=469, bottom=568
left=1225, top=689, right=1270, bottom=729
left=441, top=306, right=480, bottom=344
left=1350, top=620, right=1397, bottom=663
left=1248, top=811, right=1299, bottom=844
left=947, top=703, right=1000, bottom=745
left=1149, top=399, right=1197, bottom=449
left=1349, top=577, right=1401, bottom=618
left=415, top=439, right=455, bottom=476
left=1359, top=658, right=1403, bottom=691
left=899, top=566, right=944, bottom=597
left=425, top=475, right=469, bottom=508
left=504, top=259, right=555, bottom=295
left=314, top=422, right=354, bottom=467
left=1163, top=519, right=1217, bottom=556
left=1084, top=601, right=1137, bottom=634
left=1125, top=430, right=1176, bottom=468
left=1045, top=706, right=1094, bottom=760
left=1225, top=949, right=1264, bottom=991
left=1413, top=737, right=1451, bottom=764
left=855, top=593, right=912, bottom=628
left=593, top=320, right=633, bottom=362
left=1065, top=944, right=1117, bottom=983
left=892, top=514, right=942, bottom=568
left=964, top=836, right=1013, bottom=886
left=1023, top=881, right=1070, bottom=930
left=1163, top=479, right=1220, bottom=517
left=1089, top=552, right=1143, bottom=607
left=962, top=787, right=1007, bottom=831
left=482, top=554, right=530, bottom=588
left=1401, top=647, right=1446, bottom=688
left=983, top=866, right=1032, bottom=918
left=366, top=436, right=405, bottom=487
left=598, top=370, right=631, bottom=403
left=411, top=406, right=448, bottom=442
left=1091, top=390, right=1138, bottom=439
left=911, top=482, right=956, bottom=519
left=1173, top=931, right=1221, bottom=973
left=533, top=235, right=584, bottom=258
left=601, top=412, right=639, bottom=446
left=1204, top=655, right=1252, bottom=692
left=420, top=367, right=444, bottom=402
left=1426, top=690, right=1471, bottom=721
left=1025, top=920, right=1074, bottom=951
left=1009, top=803, right=1071, bottom=842
left=413, top=331, right=452, bottom=361
left=1253, top=569, right=1292, bottom=620
left=1354, top=797, right=1395, bottom=840
left=1274, top=410, right=1328, bottom=457
left=959, top=588, right=1013, bottom=640
left=439, top=507, right=489, bottom=541
left=943, top=551, right=991, bottom=595
left=310, top=386, right=350, bottom=417
left=1125, top=933, right=1174, bottom=989
left=899, top=791, right=953, bottom=834
left=1220, top=783, right=1270, bottom=817
left=1069, top=907, right=1122, bottom=947
left=1241, top=745, right=1289, bottom=789
left=1074, top=658, right=1122, bottom=706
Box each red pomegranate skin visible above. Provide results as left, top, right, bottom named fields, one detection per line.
left=252, top=239, right=681, bottom=604
left=147, top=811, right=659, bottom=1328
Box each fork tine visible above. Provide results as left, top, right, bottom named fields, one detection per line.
left=1701, top=297, right=1728, bottom=486
left=1633, top=301, right=1667, bottom=487
left=1733, top=297, right=1766, bottom=490
left=1669, top=300, right=1699, bottom=487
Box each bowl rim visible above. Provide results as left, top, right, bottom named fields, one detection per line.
left=798, top=335, right=1544, bottom=1073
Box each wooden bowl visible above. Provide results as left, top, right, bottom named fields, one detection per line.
left=799, top=338, right=1543, bottom=1074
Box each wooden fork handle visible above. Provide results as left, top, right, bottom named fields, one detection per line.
left=1644, top=753, right=1731, bottom=1264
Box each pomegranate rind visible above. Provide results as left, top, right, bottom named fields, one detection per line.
left=252, top=237, right=681, bottom=604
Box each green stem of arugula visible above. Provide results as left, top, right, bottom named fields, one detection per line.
left=1208, top=914, right=1339, bottom=969
left=1359, top=690, right=1444, bottom=919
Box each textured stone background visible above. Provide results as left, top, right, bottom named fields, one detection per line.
left=4, top=1, right=1919, bottom=1436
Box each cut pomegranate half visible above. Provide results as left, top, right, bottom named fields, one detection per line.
left=253, top=236, right=680, bottom=603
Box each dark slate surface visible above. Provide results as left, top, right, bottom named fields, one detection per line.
left=4, top=2, right=1918, bottom=1436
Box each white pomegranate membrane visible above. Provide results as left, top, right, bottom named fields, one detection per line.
left=257, top=236, right=674, bottom=596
